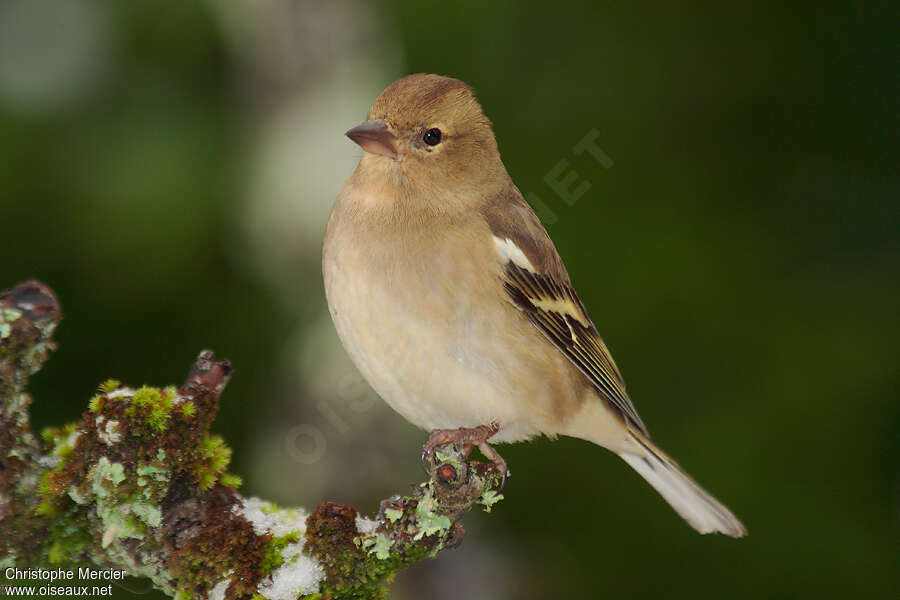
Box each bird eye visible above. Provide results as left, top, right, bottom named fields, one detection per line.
left=423, top=128, right=442, bottom=146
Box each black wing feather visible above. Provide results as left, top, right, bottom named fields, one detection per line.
left=503, top=262, right=649, bottom=436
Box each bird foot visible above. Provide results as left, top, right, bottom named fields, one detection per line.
left=421, top=423, right=508, bottom=490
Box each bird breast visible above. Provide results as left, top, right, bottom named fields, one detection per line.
left=322, top=204, right=587, bottom=442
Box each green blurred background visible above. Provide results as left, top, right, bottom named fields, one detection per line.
left=1, top=0, right=897, bottom=598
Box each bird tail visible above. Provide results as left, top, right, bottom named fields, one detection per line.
left=619, top=434, right=747, bottom=537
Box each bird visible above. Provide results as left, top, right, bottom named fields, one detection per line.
left=323, top=73, right=746, bottom=537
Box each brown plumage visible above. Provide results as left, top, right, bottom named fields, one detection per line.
left=324, top=73, right=746, bottom=537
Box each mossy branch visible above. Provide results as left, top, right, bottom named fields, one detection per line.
left=0, top=281, right=505, bottom=599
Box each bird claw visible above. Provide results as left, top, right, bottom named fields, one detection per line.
left=421, top=423, right=508, bottom=490
left=475, top=439, right=509, bottom=492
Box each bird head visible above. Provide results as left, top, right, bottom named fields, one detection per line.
left=345, top=74, right=508, bottom=209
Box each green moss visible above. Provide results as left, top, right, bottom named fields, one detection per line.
left=38, top=463, right=68, bottom=499
left=98, top=379, right=121, bottom=394
left=41, top=505, right=94, bottom=568
left=38, top=471, right=53, bottom=496
left=40, top=422, right=81, bottom=459
left=260, top=502, right=283, bottom=514
left=40, top=427, right=55, bottom=444
left=204, top=436, right=230, bottom=471
left=193, top=435, right=232, bottom=490
left=305, top=501, right=440, bottom=599
left=170, top=503, right=271, bottom=600
left=314, top=540, right=433, bottom=600
left=195, top=470, right=216, bottom=491
left=35, top=500, right=57, bottom=517
left=220, top=473, right=242, bottom=489
left=126, top=386, right=173, bottom=432
left=88, top=394, right=104, bottom=413
left=131, top=386, right=159, bottom=406
left=179, top=400, right=196, bottom=417
left=260, top=531, right=300, bottom=575
left=47, top=542, right=64, bottom=563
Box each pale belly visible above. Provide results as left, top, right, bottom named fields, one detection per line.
left=322, top=228, right=584, bottom=443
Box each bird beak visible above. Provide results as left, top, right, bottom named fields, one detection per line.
left=345, top=119, right=398, bottom=159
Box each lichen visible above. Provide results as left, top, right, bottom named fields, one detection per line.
left=413, top=484, right=453, bottom=541
left=363, top=533, right=393, bottom=560
left=0, top=307, right=20, bottom=339
left=479, top=489, right=504, bottom=512
left=96, top=417, right=121, bottom=445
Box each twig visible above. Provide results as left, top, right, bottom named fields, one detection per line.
left=0, top=280, right=505, bottom=599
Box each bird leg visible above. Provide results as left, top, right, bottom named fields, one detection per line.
left=422, top=422, right=508, bottom=489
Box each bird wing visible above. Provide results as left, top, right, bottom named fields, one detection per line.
left=482, top=187, right=650, bottom=436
